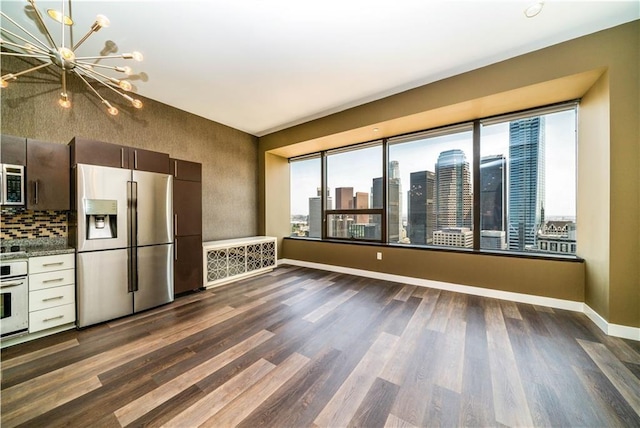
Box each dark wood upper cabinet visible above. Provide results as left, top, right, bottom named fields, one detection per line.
left=171, top=158, right=201, bottom=182
left=69, top=137, right=170, bottom=174
left=70, top=137, right=129, bottom=169
left=26, top=140, right=70, bottom=211
left=130, top=148, right=170, bottom=174
left=1, top=134, right=27, bottom=165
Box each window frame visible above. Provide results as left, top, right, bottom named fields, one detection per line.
left=288, top=100, right=578, bottom=257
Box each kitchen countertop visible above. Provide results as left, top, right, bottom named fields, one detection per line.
left=1, top=237, right=75, bottom=261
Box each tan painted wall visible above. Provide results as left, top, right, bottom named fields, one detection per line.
left=579, top=72, right=611, bottom=320
left=283, top=239, right=585, bottom=301
left=1, top=56, right=259, bottom=241
left=259, top=21, right=640, bottom=328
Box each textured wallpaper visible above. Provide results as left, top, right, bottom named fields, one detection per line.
left=1, top=55, right=258, bottom=241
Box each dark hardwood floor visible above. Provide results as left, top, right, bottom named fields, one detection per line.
left=2, top=265, right=639, bottom=427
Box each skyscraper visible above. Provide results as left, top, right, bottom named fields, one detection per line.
left=372, top=172, right=402, bottom=243
left=508, top=117, right=545, bottom=251
left=408, top=170, right=435, bottom=244
left=435, top=149, right=472, bottom=231
left=335, top=187, right=354, bottom=209
left=480, top=154, right=506, bottom=231
left=353, top=192, right=369, bottom=223
left=308, top=187, right=331, bottom=238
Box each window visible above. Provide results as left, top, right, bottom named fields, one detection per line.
left=289, top=155, right=321, bottom=238
left=326, top=143, right=383, bottom=241
left=480, top=107, right=576, bottom=254
left=288, top=103, right=577, bottom=258
left=388, top=126, right=473, bottom=247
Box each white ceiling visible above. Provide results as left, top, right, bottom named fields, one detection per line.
left=1, top=1, right=639, bottom=136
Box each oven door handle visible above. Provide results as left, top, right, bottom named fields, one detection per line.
left=0, top=281, right=25, bottom=288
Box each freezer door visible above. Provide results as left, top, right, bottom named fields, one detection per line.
left=133, top=170, right=173, bottom=246
left=77, top=249, right=133, bottom=327
left=134, top=243, right=174, bottom=313
left=76, top=164, right=130, bottom=252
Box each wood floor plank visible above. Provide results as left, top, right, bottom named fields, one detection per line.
left=0, top=338, right=79, bottom=370
left=578, top=339, right=640, bottom=415
left=314, top=331, right=399, bottom=427
left=385, top=413, right=418, bottom=428
left=200, top=352, right=310, bottom=427
left=393, top=284, right=417, bottom=302
left=303, top=288, right=358, bottom=323
left=114, top=329, right=274, bottom=426
left=348, top=377, right=400, bottom=428
left=160, top=358, right=276, bottom=428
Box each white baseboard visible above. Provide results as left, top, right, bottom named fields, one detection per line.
left=279, top=258, right=640, bottom=341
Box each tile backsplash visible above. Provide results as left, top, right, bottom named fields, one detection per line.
left=0, top=208, right=68, bottom=240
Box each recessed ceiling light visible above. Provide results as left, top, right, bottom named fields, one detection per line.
left=524, top=2, right=544, bottom=18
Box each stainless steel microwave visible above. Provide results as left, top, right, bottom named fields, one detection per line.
left=1, top=164, right=25, bottom=205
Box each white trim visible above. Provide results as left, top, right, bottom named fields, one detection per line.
left=279, top=259, right=640, bottom=341
left=0, top=323, right=75, bottom=349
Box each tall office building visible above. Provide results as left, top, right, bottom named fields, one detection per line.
left=308, top=188, right=331, bottom=238
left=372, top=172, right=402, bottom=243
left=480, top=154, right=507, bottom=249
left=508, top=117, right=545, bottom=251
left=435, top=149, right=472, bottom=230
left=353, top=192, right=369, bottom=223
left=408, top=170, right=435, bottom=244
left=335, top=187, right=354, bottom=209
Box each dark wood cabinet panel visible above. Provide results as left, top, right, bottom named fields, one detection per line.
left=1, top=134, right=27, bottom=165
left=131, top=148, right=170, bottom=174
left=170, top=158, right=201, bottom=182
left=26, top=140, right=70, bottom=211
left=174, top=235, right=203, bottom=294
left=174, top=180, right=202, bottom=236
left=69, top=137, right=129, bottom=169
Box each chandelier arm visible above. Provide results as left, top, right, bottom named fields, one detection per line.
left=1, top=61, right=52, bottom=80
left=71, top=29, right=96, bottom=52
left=75, top=67, right=137, bottom=103
left=23, top=1, right=57, bottom=49
left=72, top=69, right=108, bottom=102
left=0, top=12, right=53, bottom=52
left=74, top=60, right=127, bottom=73
left=74, top=54, right=133, bottom=61
left=1, top=27, right=51, bottom=55
left=0, top=51, right=51, bottom=60
left=75, top=62, right=121, bottom=84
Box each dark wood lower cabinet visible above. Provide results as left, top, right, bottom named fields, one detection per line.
left=174, top=234, right=203, bottom=294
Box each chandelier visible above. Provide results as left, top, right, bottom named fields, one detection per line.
left=0, top=0, right=143, bottom=116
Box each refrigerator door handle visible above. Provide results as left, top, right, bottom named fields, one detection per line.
left=131, top=180, right=139, bottom=292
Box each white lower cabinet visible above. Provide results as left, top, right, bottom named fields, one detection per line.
left=203, top=236, right=277, bottom=288
left=28, top=254, right=76, bottom=333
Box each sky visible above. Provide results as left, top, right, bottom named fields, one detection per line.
left=290, top=109, right=576, bottom=219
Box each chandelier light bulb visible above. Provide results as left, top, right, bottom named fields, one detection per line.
left=132, top=99, right=143, bottom=109
left=122, top=66, right=133, bottom=76
left=118, top=80, right=132, bottom=91
left=95, top=14, right=110, bottom=29
left=1, top=79, right=8, bottom=88
left=132, top=51, right=143, bottom=62
left=59, top=47, right=75, bottom=61
left=58, top=94, right=71, bottom=108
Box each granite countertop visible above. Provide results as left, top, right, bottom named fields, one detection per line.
left=1, top=237, right=75, bottom=261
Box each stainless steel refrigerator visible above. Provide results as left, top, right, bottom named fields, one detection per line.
left=74, top=163, right=173, bottom=327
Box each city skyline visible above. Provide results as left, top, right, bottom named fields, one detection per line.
left=290, top=109, right=575, bottom=219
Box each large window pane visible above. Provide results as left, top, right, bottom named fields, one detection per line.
left=289, top=156, right=321, bottom=237
left=389, top=128, right=473, bottom=247
left=480, top=108, right=576, bottom=254
left=326, top=143, right=382, bottom=239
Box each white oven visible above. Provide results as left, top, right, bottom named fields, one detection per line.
left=1, top=259, right=29, bottom=338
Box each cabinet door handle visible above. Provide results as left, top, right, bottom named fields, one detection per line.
left=1, top=282, right=23, bottom=288
left=134, top=150, right=138, bottom=169
left=174, top=214, right=178, bottom=235
left=42, top=262, right=64, bottom=267
left=43, top=296, right=64, bottom=302
left=174, top=160, right=178, bottom=177
left=43, top=315, right=64, bottom=322
left=34, top=180, right=39, bottom=205
left=43, top=278, right=64, bottom=283
left=121, top=148, right=125, bottom=168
